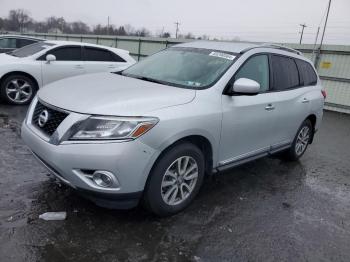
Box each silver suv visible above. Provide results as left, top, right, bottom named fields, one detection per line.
left=22, top=41, right=325, bottom=216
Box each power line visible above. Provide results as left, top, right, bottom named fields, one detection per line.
left=299, top=23, right=307, bottom=44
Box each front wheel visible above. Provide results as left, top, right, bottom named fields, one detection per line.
left=143, top=143, right=205, bottom=216
left=284, top=119, right=313, bottom=161
left=0, top=74, right=37, bottom=105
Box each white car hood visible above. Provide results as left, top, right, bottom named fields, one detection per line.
left=38, top=73, right=196, bottom=116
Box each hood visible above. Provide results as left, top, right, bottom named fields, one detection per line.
left=38, top=73, right=196, bottom=116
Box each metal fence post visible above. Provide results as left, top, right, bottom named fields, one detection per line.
left=137, top=38, right=142, bottom=61
left=115, top=37, right=118, bottom=48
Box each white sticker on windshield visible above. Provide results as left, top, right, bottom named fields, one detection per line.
left=209, top=52, right=235, bottom=60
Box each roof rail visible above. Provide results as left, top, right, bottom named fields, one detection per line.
left=240, top=43, right=302, bottom=55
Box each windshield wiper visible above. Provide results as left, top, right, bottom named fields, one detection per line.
left=136, top=76, right=165, bottom=84
left=124, top=74, right=165, bottom=85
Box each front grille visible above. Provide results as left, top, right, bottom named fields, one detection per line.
left=32, top=101, right=69, bottom=136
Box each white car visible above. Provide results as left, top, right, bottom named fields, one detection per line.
left=0, top=40, right=135, bottom=104
left=0, top=35, right=45, bottom=53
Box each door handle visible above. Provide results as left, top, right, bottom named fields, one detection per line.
left=265, top=104, right=275, bottom=111
left=108, top=65, right=116, bottom=68
left=302, top=98, right=310, bottom=103
left=74, top=65, right=84, bottom=69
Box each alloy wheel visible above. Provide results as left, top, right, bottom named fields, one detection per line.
left=161, top=156, right=198, bottom=206
left=295, top=126, right=310, bottom=156
left=5, top=79, right=33, bottom=104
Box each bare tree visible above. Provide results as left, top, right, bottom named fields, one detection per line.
left=70, top=21, right=90, bottom=34
left=0, top=10, right=193, bottom=38
left=135, top=27, right=151, bottom=37
left=123, top=24, right=136, bottom=36
left=8, top=9, right=31, bottom=32
left=184, top=32, right=195, bottom=39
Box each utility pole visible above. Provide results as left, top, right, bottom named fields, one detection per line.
left=174, top=22, right=180, bottom=38
left=107, top=16, right=110, bottom=35
left=299, top=23, right=307, bottom=44
left=315, top=0, right=332, bottom=67
left=311, top=26, right=320, bottom=63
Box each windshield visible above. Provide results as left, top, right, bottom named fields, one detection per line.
left=9, top=42, right=55, bottom=58
left=122, top=47, right=236, bottom=89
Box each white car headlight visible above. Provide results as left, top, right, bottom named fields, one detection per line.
left=69, top=116, right=158, bottom=140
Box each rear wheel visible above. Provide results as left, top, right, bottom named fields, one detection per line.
left=284, top=119, right=313, bottom=161
left=143, top=143, right=205, bottom=216
left=0, top=74, right=37, bottom=105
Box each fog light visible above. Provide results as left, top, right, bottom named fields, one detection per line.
left=92, top=171, right=116, bottom=188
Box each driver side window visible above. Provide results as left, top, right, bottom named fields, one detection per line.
left=234, top=55, right=270, bottom=92
left=48, top=46, right=82, bottom=61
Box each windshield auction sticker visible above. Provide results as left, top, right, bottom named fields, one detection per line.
left=209, top=52, right=235, bottom=60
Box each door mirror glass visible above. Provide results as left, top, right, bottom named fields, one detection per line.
left=46, top=54, right=56, bottom=63
left=232, top=78, right=260, bottom=95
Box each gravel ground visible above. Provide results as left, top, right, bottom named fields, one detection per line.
left=0, top=105, right=349, bottom=262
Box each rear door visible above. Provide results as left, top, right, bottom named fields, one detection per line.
left=268, top=55, right=313, bottom=150
left=41, top=45, right=85, bottom=85
left=83, top=46, right=126, bottom=73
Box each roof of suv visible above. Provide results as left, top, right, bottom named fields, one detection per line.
left=175, top=40, right=302, bottom=57
left=175, top=41, right=259, bottom=54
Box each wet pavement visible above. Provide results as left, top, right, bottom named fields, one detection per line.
left=0, top=104, right=350, bottom=262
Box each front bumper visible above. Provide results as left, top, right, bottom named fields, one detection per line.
left=21, top=120, right=159, bottom=209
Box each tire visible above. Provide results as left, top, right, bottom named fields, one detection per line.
left=0, top=74, right=37, bottom=105
left=284, top=119, right=313, bottom=161
left=143, top=143, right=205, bottom=216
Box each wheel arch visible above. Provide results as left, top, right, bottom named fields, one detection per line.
left=148, top=134, right=214, bottom=180
left=0, top=71, right=40, bottom=89
left=305, top=114, right=317, bottom=144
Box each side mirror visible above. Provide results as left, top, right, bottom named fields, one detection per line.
left=231, top=78, right=260, bottom=95
left=46, top=54, right=56, bottom=63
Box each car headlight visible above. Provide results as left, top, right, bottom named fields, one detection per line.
left=69, top=116, right=159, bottom=140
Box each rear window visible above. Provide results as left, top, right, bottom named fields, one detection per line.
left=0, top=38, right=16, bottom=48
left=17, top=38, right=37, bottom=48
left=295, top=59, right=317, bottom=86
left=84, top=47, right=125, bottom=62
left=271, top=55, right=300, bottom=91
left=10, top=42, right=55, bottom=57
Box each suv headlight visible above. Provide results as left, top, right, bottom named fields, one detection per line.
left=69, top=116, right=158, bottom=140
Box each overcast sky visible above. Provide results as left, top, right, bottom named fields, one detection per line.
left=0, top=0, right=349, bottom=44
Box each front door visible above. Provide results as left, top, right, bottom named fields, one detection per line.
left=219, top=54, right=276, bottom=167
left=41, top=46, right=85, bottom=86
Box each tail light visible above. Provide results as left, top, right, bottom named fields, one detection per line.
left=321, top=90, right=327, bottom=99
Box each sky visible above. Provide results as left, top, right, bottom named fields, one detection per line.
left=0, top=0, right=349, bottom=44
